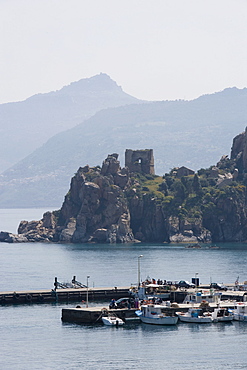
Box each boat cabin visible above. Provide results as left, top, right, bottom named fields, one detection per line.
left=234, top=302, right=247, bottom=314
left=183, top=291, right=222, bottom=304
left=134, top=284, right=170, bottom=300
left=141, top=304, right=162, bottom=317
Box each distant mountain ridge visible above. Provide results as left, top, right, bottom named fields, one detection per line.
left=0, top=73, right=140, bottom=173
left=1, top=82, right=247, bottom=208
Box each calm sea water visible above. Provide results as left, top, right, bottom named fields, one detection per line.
left=1, top=208, right=247, bottom=369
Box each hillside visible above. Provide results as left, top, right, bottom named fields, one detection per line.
left=1, top=86, right=247, bottom=208
left=0, top=73, right=140, bottom=173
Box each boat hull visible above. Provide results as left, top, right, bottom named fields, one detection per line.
left=233, top=314, right=247, bottom=321
left=140, top=316, right=178, bottom=325
left=102, top=316, right=124, bottom=326
left=233, top=303, right=247, bottom=321
left=211, top=308, right=234, bottom=322
left=213, top=316, right=233, bottom=322
left=177, top=314, right=212, bottom=323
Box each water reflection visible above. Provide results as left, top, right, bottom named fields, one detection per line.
left=137, top=322, right=178, bottom=333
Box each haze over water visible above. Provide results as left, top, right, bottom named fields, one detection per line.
left=1, top=209, right=247, bottom=369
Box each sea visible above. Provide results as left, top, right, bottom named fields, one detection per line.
left=1, top=208, right=247, bottom=369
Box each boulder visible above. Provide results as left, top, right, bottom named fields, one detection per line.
left=169, top=233, right=198, bottom=243
left=101, top=154, right=120, bottom=176
left=217, top=173, right=233, bottom=188
left=42, top=211, right=56, bottom=229
left=59, top=219, right=77, bottom=242
left=0, top=231, right=28, bottom=243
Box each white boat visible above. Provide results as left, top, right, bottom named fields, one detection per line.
left=211, top=306, right=234, bottom=322
left=183, top=291, right=222, bottom=305
left=136, top=304, right=178, bottom=325
left=233, top=302, right=247, bottom=321
left=176, top=308, right=212, bottom=323
left=102, top=314, right=124, bottom=326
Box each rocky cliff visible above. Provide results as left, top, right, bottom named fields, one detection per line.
left=2, top=129, right=247, bottom=244
left=0, top=154, right=135, bottom=244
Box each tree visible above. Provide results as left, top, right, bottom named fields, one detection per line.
left=192, top=174, right=202, bottom=196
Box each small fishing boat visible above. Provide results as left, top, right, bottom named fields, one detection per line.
left=102, top=314, right=124, bottom=326
left=233, top=302, right=247, bottom=321
left=211, top=306, right=234, bottom=322
left=136, top=304, right=178, bottom=325
left=183, top=291, right=222, bottom=305
left=176, top=308, right=212, bottom=323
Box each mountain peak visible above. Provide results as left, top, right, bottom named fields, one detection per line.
left=58, top=73, right=122, bottom=95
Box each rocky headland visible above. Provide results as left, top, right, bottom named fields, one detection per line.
left=2, top=128, right=247, bottom=244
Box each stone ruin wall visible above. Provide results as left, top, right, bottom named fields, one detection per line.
left=125, top=149, right=155, bottom=175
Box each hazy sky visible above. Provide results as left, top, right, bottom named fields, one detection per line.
left=1, top=0, right=247, bottom=103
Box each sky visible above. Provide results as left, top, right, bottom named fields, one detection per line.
left=1, top=0, right=247, bottom=104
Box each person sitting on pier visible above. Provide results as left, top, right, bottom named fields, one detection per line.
left=109, top=299, right=116, bottom=309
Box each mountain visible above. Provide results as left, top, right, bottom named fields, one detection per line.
left=0, top=73, right=140, bottom=173
left=1, top=86, right=247, bottom=208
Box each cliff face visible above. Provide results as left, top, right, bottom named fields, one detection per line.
left=231, top=127, right=247, bottom=172
left=3, top=129, right=247, bottom=244
left=128, top=191, right=169, bottom=242
left=202, top=187, right=247, bottom=242
left=7, top=154, right=134, bottom=244
left=57, top=156, right=133, bottom=243
left=0, top=152, right=164, bottom=243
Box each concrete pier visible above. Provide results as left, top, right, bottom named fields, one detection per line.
left=1, top=283, right=246, bottom=307
left=61, top=306, right=139, bottom=324
left=61, top=300, right=237, bottom=324
left=0, top=286, right=130, bottom=305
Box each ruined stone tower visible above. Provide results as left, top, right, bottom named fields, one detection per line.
left=125, top=149, right=155, bottom=175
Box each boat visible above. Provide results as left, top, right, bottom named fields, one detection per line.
left=233, top=302, right=247, bottom=321
left=176, top=308, right=212, bottom=323
left=211, top=306, right=234, bottom=322
left=131, top=283, right=170, bottom=301
left=136, top=303, right=178, bottom=325
left=183, top=291, right=222, bottom=305
left=101, top=314, right=124, bottom=326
